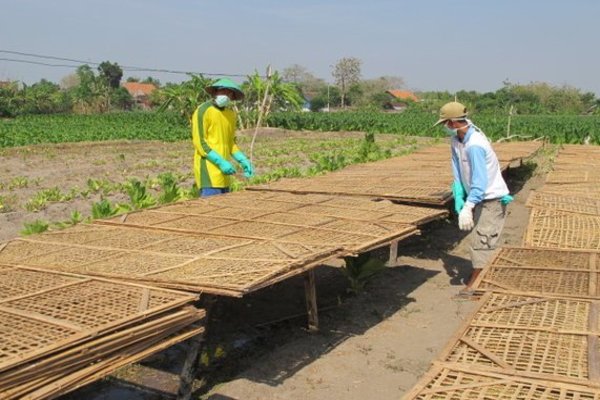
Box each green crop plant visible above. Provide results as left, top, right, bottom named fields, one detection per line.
left=343, top=253, right=386, bottom=294
left=0, top=111, right=189, bottom=148
left=86, top=178, right=118, bottom=195
left=92, top=199, right=122, bottom=219
left=8, top=176, right=29, bottom=190
left=124, top=179, right=157, bottom=209
left=0, top=194, right=18, bottom=213
left=157, top=172, right=182, bottom=204
left=21, top=219, right=50, bottom=236
left=24, top=187, right=72, bottom=212
left=52, top=210, right=86, bottom=229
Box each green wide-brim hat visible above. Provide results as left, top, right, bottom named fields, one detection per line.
left=205, top=78, right=244, bottom=100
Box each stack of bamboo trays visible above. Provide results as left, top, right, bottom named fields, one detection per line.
left=0, top=265, right=204, bottom=399
left=248, top=141, right=542, bottom=205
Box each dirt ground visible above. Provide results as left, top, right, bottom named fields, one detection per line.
left=0, top=132, right=550, bottom=400
left=0, top=128, right=431, bottom=242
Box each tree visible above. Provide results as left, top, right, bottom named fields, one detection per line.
left=240, top=70, right=303, bottom=129
left=22, top=79, right=69, bottom=114
left=282, top=64, right=325, bottom=99
left=352, top=76, right=406, bottom=108
left=142, top=76, right=161, bottom=86
left=157, top=74, right=214, bottom=121
left=59, top=73, right=80, bottom=90
left=97, top=61, right=123, bottom=89
left=0, top=81, right=21, bottom=117
left=332, top=57, right=362, bottom=108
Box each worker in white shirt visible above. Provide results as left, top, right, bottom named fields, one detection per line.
left=434, top=101, right=513, bottom=293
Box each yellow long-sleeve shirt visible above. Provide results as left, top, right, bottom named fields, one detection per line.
left=191, top=102, right=240, bottom=188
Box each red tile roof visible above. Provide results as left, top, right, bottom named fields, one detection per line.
left=385, top=90, right=419, bottom=102
left=122, top=82, right=157, bottom=97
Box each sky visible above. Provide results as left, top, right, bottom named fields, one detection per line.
left=1, top=0, right=599, bottom=95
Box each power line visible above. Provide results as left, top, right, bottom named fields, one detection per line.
left=0, top=58, right=84, bottom=69
left=0, top=49, right=251, bottom=77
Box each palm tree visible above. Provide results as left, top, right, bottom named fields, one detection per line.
left=157, top=74, right=214, bottom=122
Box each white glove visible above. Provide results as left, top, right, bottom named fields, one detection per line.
left=458, top=201, right=475, bottom=231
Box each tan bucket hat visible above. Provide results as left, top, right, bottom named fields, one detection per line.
left=433, top=101, right=468, bottom=126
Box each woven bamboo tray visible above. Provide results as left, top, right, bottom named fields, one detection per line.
left=0, top=265, right=197, bottom=373
left=539, top=185, right=600, bottom=201
left=0, top=236, right=342, bottom=296
left=524, top=209, right=600, bottom=250
left=493, top=141, right=544, bottom=162
left=100, top=191, right=447, bottom=226
left=402, top=363, right=600, bottom=400
left=436, top=292, right=600, bottom=387
left=471, top=246, right=600, bottom=298
left=526, top=191, right=600, bottom=216
left=95, top=192, right=423, bottom=254
left=546, top=171, right=600, bottom=185
left=248, top=179, right=453, bottom=205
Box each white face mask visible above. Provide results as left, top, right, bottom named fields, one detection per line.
left=215, top=94, right=231, bottom=108
left=444, top=126, right=459, bottom=136
left=443, top=121, right=470, bottom=136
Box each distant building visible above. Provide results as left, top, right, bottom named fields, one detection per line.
left=122, top=82, right=157, bottom=109
left=384, top=89, right=419, bottom=111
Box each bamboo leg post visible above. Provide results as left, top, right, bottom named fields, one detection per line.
left=177, top=296, right=217, bottom=400
left=386, top=239, right=399, bottom=267
left=304, top=269, right=319, bottom=332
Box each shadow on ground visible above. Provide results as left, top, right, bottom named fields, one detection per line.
left=62, top=260, right=437, bottom=399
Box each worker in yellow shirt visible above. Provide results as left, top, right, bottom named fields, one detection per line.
left=191, top=78, right=254, bottom=197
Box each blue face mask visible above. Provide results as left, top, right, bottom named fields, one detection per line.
left=215, top=95, right=231, bottom=108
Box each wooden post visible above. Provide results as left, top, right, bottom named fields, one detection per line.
left=304, top=269, right=319, bottom=332
left=177, top=296, right=216, bottom=400
left=386, top=239, right=399, bottom=267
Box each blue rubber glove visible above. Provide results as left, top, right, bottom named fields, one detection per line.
left=451, top=181, right=467, bottom=214
left=206, top=150, right=236, bottom=175
left=232, top=151, right=254, bottom=178
left=500, top=194, right=514, bottom=205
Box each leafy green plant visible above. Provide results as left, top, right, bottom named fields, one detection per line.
left=86, top=178, right=118, bottom=195
left=157, top=172, right=181, bottom=204
left=21, top=219, right=50, bottom=236
left=343, top=253, right=386, bottom=294
left=24, top=187, right=72, bottom=212
left=91, top=199, right=120, bottom=219
left=0, top=194, right=18, bottom=213
left=8, top=176, right=29, bottom=189
left=124, top=179, right=157, bottom=209
left=52, top=210, right=86, bottom=229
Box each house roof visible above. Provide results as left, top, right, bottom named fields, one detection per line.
left=122, top=82, right=157, bottom=97
left=385, top=90, right=419, bottom=102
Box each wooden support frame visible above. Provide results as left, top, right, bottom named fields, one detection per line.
left=386, top=239, right=399, bottom=267
left=304, top=269, right=319, bottom=332
left=177, top=296, right=216, bottom=400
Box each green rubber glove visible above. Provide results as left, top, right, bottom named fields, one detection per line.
left=500, top=194, right=514, bottom=205
left=451, top=181, right=467, bottom=214
left=206, top=150, right=236, bottom=175
left=232, top=151, right=254, bottom=178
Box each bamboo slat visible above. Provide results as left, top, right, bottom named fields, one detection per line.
left=524, top=209, right=600, bottom=250
left=402, top=363, right=600, bottom=400
left=436, top=292, right=600, bottom=387
left=526, top=191, right=600, bottom=216
left=471, top=247, right=600, bottom=298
